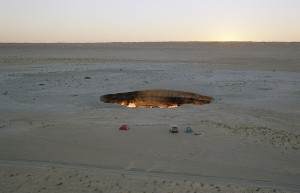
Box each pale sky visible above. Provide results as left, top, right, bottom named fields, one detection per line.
left=1, top=0, right=300, bottom=42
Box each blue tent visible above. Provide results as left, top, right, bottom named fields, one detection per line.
left=185, top=127, right=193, bottom=133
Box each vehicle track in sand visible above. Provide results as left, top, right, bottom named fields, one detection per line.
left=0, top=159, right=299, bottom=192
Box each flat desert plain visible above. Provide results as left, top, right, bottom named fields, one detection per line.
left=0, top=43, right=300, bottom=193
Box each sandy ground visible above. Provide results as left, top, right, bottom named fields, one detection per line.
left=0, top=42, right=300, bottom=193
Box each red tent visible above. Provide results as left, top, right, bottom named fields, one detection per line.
left=119, top=124, right=129, bottom=131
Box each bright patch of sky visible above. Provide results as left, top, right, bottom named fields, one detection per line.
left=1, top=0, right=299, bottom=42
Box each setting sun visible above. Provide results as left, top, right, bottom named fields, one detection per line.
left=216, top=29, right=243, bottom=42
left=218, top=34, right=240, bottom=42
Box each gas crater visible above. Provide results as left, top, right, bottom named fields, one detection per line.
left=100, top=89, right=213, bottom=108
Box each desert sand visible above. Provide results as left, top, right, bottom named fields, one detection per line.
left=0, top=42, right=300, bottom=193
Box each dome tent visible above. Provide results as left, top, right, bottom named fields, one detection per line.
left=185, top=126, right=193, bottom=133
left=119, top=124, right=130, bottom=131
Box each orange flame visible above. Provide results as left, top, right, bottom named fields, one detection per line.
left=120, top=102, right=178, bottom=108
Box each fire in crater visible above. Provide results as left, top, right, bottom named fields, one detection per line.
left=100, top=90, right=213, bottom=108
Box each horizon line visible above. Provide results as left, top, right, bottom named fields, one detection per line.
left=1, top=41, right=300, bottom=44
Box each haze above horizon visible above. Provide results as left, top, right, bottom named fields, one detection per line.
left=1, top=0, right=300, bottom=43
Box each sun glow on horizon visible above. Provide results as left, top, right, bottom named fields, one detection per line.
left=0, top=0, right=300, bottom=42
left=216, top=30, right=244, bottom=42
left=218, top=35, right=239, bottom=42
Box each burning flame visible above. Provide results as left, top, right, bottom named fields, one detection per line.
left=165, top=105, right=178, bottom=108
left=120, top=102, right=178, bottom=108
left=127, top=102, right=137, bottom=108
